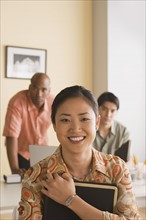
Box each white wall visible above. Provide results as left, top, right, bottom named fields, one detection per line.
left=93, top=1, right=145, bottom=162
left=108, top=0, right=145, bottom=162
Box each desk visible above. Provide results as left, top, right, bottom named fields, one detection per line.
left=132, top=179, right=146, bottom=208
left=0, top=180, right=21, bottom=216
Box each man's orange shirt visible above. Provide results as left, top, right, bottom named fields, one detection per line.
left=3, top=90, right=54, bottom=160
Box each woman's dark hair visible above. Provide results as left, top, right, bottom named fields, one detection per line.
left=51, top=85, right=98, bottom=124
left=97, top=92, right=120, bottom=109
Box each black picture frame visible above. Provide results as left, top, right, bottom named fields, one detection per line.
left=5, top=46, right=47, bottom=79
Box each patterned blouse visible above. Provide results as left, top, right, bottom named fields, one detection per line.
left=18, top=146, right=140, bottom=220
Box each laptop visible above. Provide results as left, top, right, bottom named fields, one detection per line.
left=42, top=181, right=118, bottom=220
left=29, top=145, right=58, bottom=166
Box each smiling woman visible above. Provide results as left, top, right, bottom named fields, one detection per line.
left=18, top=85, right=140, bottom=220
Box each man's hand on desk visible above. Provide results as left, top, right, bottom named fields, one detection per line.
left=12, top=168, right=26, bottom=179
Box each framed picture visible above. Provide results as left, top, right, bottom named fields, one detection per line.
left=5, top=46, right=47, bottom=79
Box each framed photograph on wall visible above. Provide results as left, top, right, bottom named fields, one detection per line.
left=5, top=46, right=47, bottom=79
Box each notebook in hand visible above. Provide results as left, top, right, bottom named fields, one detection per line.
left=42, top=181, right=118, bottom=220
left=115, top=140, right=131, bottom=162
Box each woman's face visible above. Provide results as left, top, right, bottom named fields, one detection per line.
left=53, top=97, right=99, bottom=154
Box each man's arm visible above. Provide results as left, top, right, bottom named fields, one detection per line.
left=6, top=136, right=19, bottom=173
left=6, top=137, right=26, bottom=177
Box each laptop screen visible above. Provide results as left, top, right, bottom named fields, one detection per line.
left=29, top=145, right=58, bottom=166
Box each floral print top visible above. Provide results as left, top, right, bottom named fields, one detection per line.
left=18, top=146, right=140, bottom=220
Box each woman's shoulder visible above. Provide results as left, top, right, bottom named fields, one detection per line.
left=93, top=148, right=126, bottom=169
left=23, top=148, right=61, bottom=183
left=94, top=149, right=128, bottom=183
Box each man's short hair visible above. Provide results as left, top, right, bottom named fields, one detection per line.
left=97, top=92, right=120, bottom=110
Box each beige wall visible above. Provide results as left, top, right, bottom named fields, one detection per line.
left=92, top=0, right=108, bottom=96
left=0, top=1, right=92, bottom=176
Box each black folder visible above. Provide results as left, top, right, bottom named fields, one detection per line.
left=42, top=182, right=118, bottom=220
left=115, top=140, right=131, bottom=162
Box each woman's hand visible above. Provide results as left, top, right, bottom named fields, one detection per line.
left=41, top=172, right=76, bottom=206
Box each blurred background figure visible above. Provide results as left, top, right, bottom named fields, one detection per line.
left=93, top=92, right=131, bottom=162
left=3, top=72, right=54, bottom=177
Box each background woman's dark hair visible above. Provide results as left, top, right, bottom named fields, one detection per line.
left=97, top=92, right=120, bottom=109
left=51, top=85, right=98, bottom=124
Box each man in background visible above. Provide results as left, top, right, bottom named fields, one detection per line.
left=3, top=72, right=54, bottom=176
left=93, top=92, right=131, bottom=162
